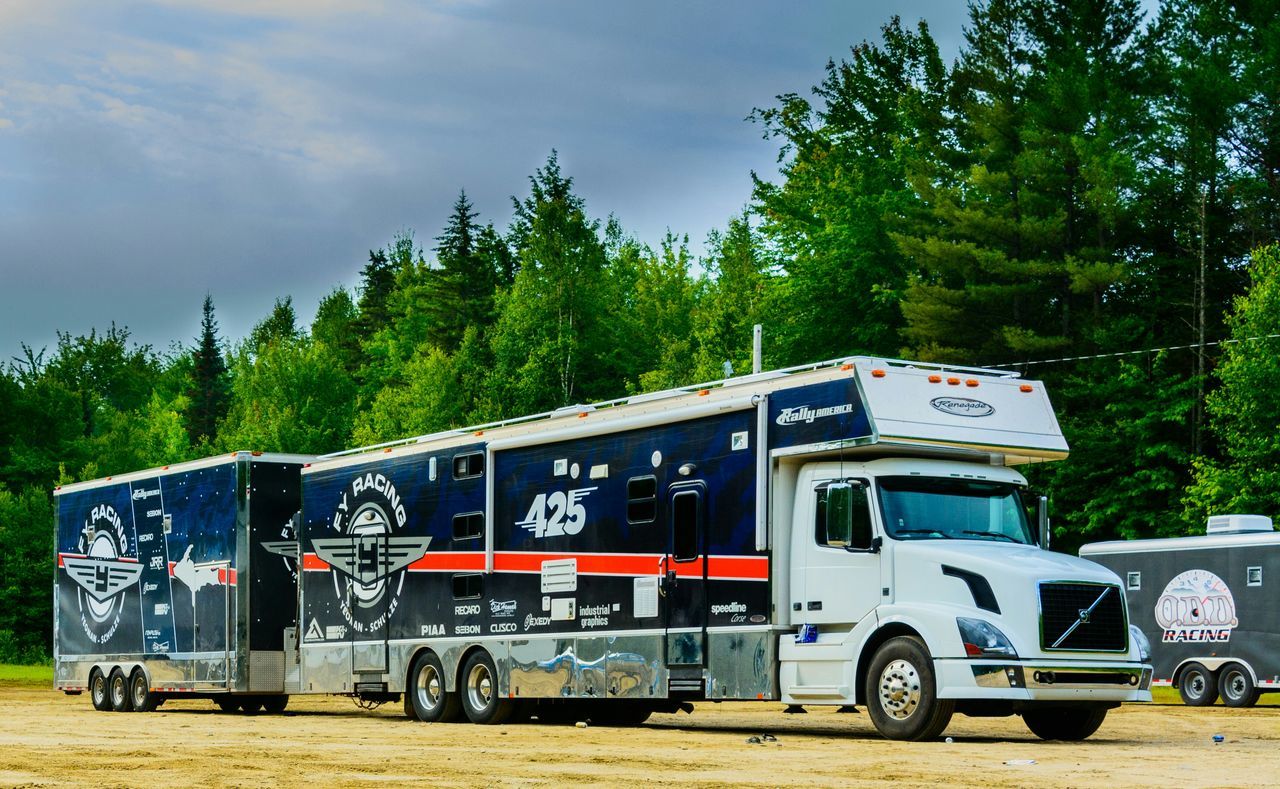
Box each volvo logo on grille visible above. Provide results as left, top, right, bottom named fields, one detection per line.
left=1077, top=608, right=1091, bottom=624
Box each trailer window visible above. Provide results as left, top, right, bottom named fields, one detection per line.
left=452, top=573, right=483, bottom=599
left=1247, top=566, right=1262, bottom=587
left=877, top=477, right=1033, bottom=544
left=815, top=480, right=873, bottom=550
left=627, top=476, right=657, bottom=524
left=1126, top=572, right=1141, bottom=591
left=453, top=452, right=484, bottom=480
left=452, top=512, right=483, bottom=541
left=671, top=489, right=702, bottom=562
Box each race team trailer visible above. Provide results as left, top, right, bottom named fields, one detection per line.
left=53, top=452, right=312, bottom=712
left=1081, top=516, right=1280, bottom=707
left=294, top=356, right=1151, bottom=740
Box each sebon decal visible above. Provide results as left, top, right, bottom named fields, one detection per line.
left=316, top=472, right=431, bottom=634
left=62, top=503, right=142, bottom=645
left=1155, top=569, right=1238, bottom=643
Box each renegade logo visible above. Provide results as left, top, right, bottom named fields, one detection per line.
left=63, top=502, right=142, bottom=645
left=1155, top=569, right=1238, bottom=643
left=319, top=473, right=431, bottom=633
left=929, top=397, right=995, bottom=418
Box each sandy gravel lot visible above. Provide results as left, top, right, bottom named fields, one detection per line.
left=0, top=681, right=1276, bottom=787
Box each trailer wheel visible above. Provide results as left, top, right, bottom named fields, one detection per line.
left=1022, top=707, right=1108, bottom=740
left=128, top=669, right=158, bottom=712
left=1218, top=664, right=1260, bottom=708
left=89, top=668, right=111, bottom=712
left=262, top=696, right=289, bottom=714
left=214, top=698, right=241, bottom=713
left=240, top=698, right=264, bottom=714
left=408, top=651, right=461, bottom=723
left=108, top=668, right=133, bottom=712
left=1178, top=662, right=1218, bottom=706
left=459, top=651, right=513, bottom=725
left=864, top=636, right=954, bottom=741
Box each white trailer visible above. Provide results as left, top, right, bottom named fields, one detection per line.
left=294, top=356, right=1151, bottom=740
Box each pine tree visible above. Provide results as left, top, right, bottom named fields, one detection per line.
left=185, top=295, right=229, bottom=444
left=425, top=191, right=501, bottom=352
left=354, top=248, right=397, bottom=341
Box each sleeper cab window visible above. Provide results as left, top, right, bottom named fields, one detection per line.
left=453, top=511, right=483, bottom=541
left=627, top=475, right=657, bottom=524
left=453, top=451, right=484, bottom=480
left=453, top=573, right=483, bottom=599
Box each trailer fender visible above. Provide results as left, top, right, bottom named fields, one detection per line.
left=1173, top=657, right=1254, bottom=683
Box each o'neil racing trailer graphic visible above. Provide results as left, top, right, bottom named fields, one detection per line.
left=1082, top=515, right=1280, bottom=708
left=53, top=452, right=312, bottom=713
left=55, top=357, right=1151, bottom=740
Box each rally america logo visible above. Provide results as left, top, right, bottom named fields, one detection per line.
left=774, top=403, right=854, bottom=426
left=63, top=503, right=143, bottom=645
left=316, top=472, right=431, bottom=634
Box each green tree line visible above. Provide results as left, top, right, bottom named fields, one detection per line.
left=2, top=0, right=1278, bottom=662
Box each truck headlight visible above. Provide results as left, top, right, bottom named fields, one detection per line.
left=1129, top=624, right=1151, bottom=662
left=956, top=617, right=1017, bottom=658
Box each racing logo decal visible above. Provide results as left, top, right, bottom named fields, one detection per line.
left=1155, top=569, right=1238, bottom=643
left=62, top=503, right=142, bottom=645
left=317, top=472, right=431, bottom=634
left=262, top=511, right=301, bottom=580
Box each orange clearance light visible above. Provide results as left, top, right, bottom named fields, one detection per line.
left=578, top=412, right=589, bottom=419
left=1020, top=384, right=1034, bottom=393
left=698, top=389, right=710, bottom=396
left=304, top=463, right=312, bottom=468
left=928, top=375, right=942, bottom=383
left=946, top=377, right=961, bottom=385
left=840, top=363, right=853, bottom=371
left=871, top=369, right=886, bottom=378
left=162, top=465, right=169, bottom=470
left=383, top=447, right=393, bottom=453
left=252, top=451, right=263, bottom=456
left=475, top=430, right=484, bottom=436
left=965, top=379, right=979, bottom=387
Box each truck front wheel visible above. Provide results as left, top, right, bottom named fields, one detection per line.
left=864, top=636, right=954, bottom=741
left=1178, top=662, right=1218, bottom=706
left=1022, top=707, right=1108, bottom=740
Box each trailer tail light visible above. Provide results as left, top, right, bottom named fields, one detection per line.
left=965, top=379, right=979, bottom=387
left=928, top=375, right=942, bottom=383
left=947, top=377, right=961, bottom=385
left=1020, top=384, right=1034, bottom=393
left=871, top=369, right=886, bottom=378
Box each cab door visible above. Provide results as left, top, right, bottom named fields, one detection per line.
left=798, top=478, right=882, bottom=626
left=663, top=481, right=707, bottom=666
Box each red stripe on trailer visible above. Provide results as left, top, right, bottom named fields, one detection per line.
left=407, top=552, right=486, bottom=572
left=299, top=550, right=769, bottom=580
left=57, top=552, right=140, bottom=567
left=302, top=553, right=330, bottom=571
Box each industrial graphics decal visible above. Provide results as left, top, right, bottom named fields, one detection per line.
left=62, top=503, right=142, bottom=645
left=315, top=472, right=431, bottom=634
left=1154, top=569, right=1238, bottom=643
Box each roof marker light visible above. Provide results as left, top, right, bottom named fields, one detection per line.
left=840, top=363, right=853, bottom=371
left=947, top=377, right=961, bottom=385
left=928, top=375, right=942, bottom=383
left=1019, top=384, right=1034, bottom=393
left=871, top=369, right=886, bottom=378
left=698, top=389, right=710, bottom=396
left=383, top=447, right=393, bottom=453
left=578, top=412, right=589, bottom=419
left=965, top=379, right=979, bottom=387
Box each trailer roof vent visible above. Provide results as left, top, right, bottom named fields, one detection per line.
left=1206, top=514, right=1274, bottom=534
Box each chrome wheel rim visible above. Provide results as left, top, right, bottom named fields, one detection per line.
left=467, top=662, right=494, bottom=713
left=1187, top=672, right=1207, bottom=699
left=92, top=675, right=107, bottom=706
left=416, top=664, right=442, bottom=712
left=132, top=678, right=146, bottom=708
left=878, top=659, right=922, bottom=720
left=111, top=675, right=126, bottom=706
left=1225, top=671, right=1246, bottom=699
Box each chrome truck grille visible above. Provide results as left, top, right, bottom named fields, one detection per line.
left=1038, top=582, right=1127, bottom=652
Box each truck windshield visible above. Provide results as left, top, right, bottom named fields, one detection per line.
left=877, top=477, right=1033, bottom=544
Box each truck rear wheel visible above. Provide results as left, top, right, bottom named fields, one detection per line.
left=1022, top=707, right=1108, bottom=740
left=1218, top=664, right=1260, bottom=708
left=459, top=651, right=512, bottom=725
left=108, top=668, right=133, bottom=712
left=864, top=636, right=954, bottom=741
left=129, top=669, right=158, bottom=712
left=89, top=668, right=111, bottom=712
left=408, top=651, right=461, bottom=723
left=215, top=698, right=240, bottom=713
left=1178, top=662, right=1218, bottom=706
left=262, top=695, right=289, bottom=714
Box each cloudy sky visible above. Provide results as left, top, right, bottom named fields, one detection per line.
left=0, top=1, right=979, bottom=362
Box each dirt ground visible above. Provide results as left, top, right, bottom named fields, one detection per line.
left=0, top=682, right=1276, bottom=788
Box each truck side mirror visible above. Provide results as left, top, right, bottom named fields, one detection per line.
left=1037, top=495, right=1051, bottom=551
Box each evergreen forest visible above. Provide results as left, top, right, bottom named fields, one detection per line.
left=3, top=0, right=1279, bottom=662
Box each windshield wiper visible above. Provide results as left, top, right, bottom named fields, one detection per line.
left=961, top=530, right=1019, bottom=543
left=894, top=529, right=952, bottom=539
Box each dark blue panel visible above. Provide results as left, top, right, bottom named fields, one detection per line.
left=768, top=377, right=870, bottom=450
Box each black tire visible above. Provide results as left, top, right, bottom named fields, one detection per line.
left=1022, top=707, right=1109, bottom=741
left=532, top=700, right=585, bottom=725
left=407, top=652, right=462, bottom=723
left=1178, top=662, right=1219, bottom=707
left=240, top=698, right=265, bottom=714
left=128, top=669, right=158, bottom=712
left=459, top=651, right=513, bottom=725
left=261, top=695, right=289, bottom=714
left=1218, top=663, right=1260, bottom=708
left=588, top=701, right=654, bottom=727
left=215, top=698, right=241, bottom=713
left=864, top=636, right=954, bottom=741
left=108, top=667, right=133, bottom=712
left=89, top=668, right=111, bottom=712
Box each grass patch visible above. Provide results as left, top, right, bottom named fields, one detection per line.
left=0, top=664, right=53, bottom=684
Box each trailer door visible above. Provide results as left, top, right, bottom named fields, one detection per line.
left=664, top=481, right=708, bottom=666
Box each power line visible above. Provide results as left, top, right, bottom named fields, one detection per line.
left=991, top=334, right=1280, bottom=369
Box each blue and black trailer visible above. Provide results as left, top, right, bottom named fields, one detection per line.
left=53, top=451, right=312, bottom=712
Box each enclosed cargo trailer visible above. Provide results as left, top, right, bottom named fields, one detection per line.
left=53, top=452, right=312, bottom=712
left=1081, top=516, right=1280, bottom=707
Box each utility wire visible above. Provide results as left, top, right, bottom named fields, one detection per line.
left=990, top=333, right=1280, bottom=369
